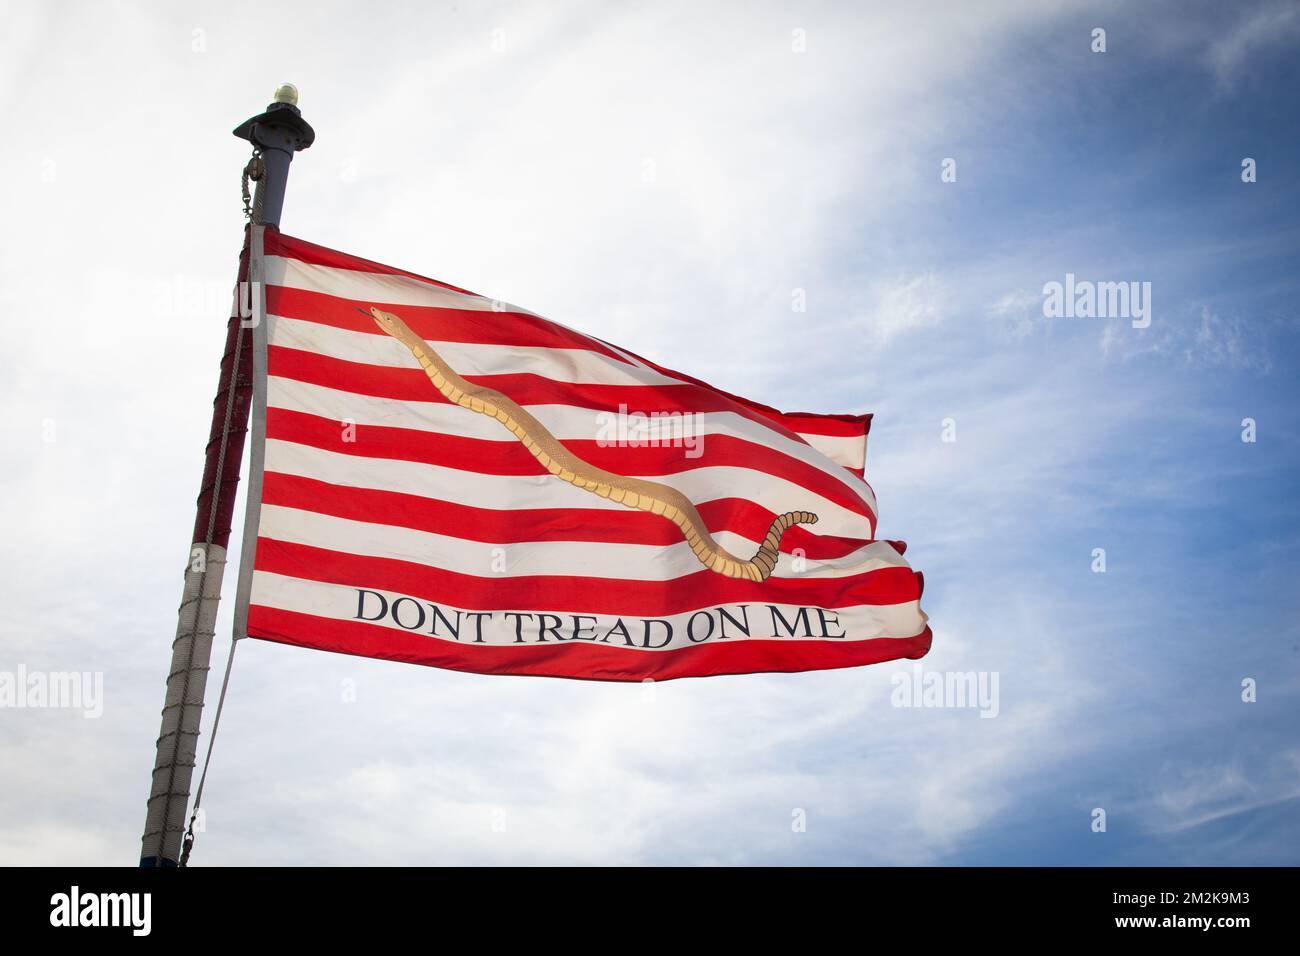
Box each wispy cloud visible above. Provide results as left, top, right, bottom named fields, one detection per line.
left=1205, top=2, right=1300, bottom=89
left=1141, top=751, right=1300, bottom=835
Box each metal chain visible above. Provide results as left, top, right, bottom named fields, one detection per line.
left=241, top=146, right=265, bottom=220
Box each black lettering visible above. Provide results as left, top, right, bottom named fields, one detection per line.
left=686, top=610, right=715, bottom=643
left=428, top=604, right=461, bottom=640
left=504, top=612, right=533, bottom=643
left=464, top=611, right=492, bottom=643
left=600, top=618, right=636, bottom=646
left=717, top=604, right=751, bottom=638
left=537, top=613, right=563, bottom=642
left=641, top=618, right=673, bottom=649
left=355, top=589, right=388, bottom=622
left=769, top=605, right=814, bottom=638
left=391, top=597, right=426, bottom=631
left=815, top=608, right=846, bottom=638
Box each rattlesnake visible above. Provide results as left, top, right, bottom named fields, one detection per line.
left=365, top=306, right=818, bottom=581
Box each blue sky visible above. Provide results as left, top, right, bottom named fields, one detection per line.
left=846, top=2, right=1300, bottom=864
left=0, top=0, right=1296, bottom=865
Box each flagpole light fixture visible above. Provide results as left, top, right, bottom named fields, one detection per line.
left=232, top=84, right=315, bottom=228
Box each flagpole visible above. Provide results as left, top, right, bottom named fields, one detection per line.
left=140, top=85, right=314, bottom=867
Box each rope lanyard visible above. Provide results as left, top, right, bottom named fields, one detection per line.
left=177, top=159, right=266, bottom=867
left=180, top=638, right=238, bottom=866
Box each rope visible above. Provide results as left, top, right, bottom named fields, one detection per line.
left=180, top=636, right=239, bottom=867
left=158, top=249, right=248, bottom=863
left=165, top=164, right=263, bottom=864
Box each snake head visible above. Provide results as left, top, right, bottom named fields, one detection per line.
left=365, top=306, right=425, bottom=350
left=367, top=306, right=401, bottom=335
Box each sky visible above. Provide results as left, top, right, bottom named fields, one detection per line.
left=0, top=0, right=1297, bottom=865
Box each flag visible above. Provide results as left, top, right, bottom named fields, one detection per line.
left=233, top=228, right=931, bottom=681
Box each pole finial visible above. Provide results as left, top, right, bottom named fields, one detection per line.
left=273, top=83, right=299, bottom=106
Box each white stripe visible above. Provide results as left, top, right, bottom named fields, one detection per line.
left=266, top=255, right=505, bottom=312
left=265, top=373, right=877, bottom=512
left=571, top=331, right=867, bottom=469
left=270, top=313, right=681, bottom=387
left=268, top=314, right=868, bottom=476
left=249, top=570, right=927, bottom=651
left=263, top=439, right=876, bottom=539
left=257, top=503, right=904, bottom=581
left=801, top=431, right=866, bottom=472
left=264, top=260, right=869, bottom=471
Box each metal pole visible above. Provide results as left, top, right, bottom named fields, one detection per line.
left=140, top=85, right=314, bottom=867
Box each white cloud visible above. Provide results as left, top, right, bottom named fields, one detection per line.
left=1099, top=303, right=1276, bottom=372
left=1205, top=2, right=1300, bottom=88
left=862, top=273, right=946, bottom=347
left=1139, top=751, right=1300, bottom=835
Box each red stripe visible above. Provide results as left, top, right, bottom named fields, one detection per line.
left=787, top=414, right=872, bottom=438
left=268, top=230, right=872, bottom=437
left=267, top=345, right=872, bottom=486
left=266, top=278, right=865, bottom=446
left=267, top=285, right=635, bottom=365
left=247, top=605, right=931, bottom=682
left=264, top=407, right=877, bottom=524
left=253, top=538, right=922, bottom=615
left=261, top=471, right=884, bottom=559
left=605, top=339, right=873, bottom=437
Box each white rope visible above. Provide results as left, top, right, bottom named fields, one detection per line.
left=159, top=240, right=249, bottom=859
left=180, top=636, right=239, bottom=866
left=177, top=218, right=266, bottom=867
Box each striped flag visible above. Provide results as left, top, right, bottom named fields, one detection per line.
left=233, top=228, right=931, bottom=681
